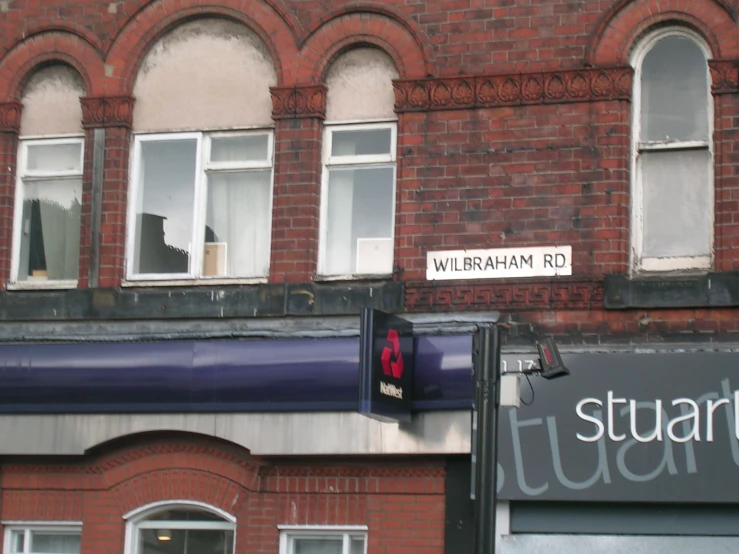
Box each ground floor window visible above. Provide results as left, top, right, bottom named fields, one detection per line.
left=5, top=526, right=81, bottom=554
left=128, top=504, right=235, bottom=554
left=279, top=526, right=367, bottom=554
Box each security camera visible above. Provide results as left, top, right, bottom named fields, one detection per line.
left=536, top=336, right=570, bottom=380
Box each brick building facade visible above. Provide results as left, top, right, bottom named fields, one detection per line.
left=0, top=0, right=738, bottom=553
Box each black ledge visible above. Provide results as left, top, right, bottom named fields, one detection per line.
left=0, top=281, right=404, bottom=321
left=604, top=272, right=739, bottom=309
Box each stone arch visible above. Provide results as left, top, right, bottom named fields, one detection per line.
left=105, top=1, right=298, bottom=94
left=298, top=12, right=429, bottom=82
left=0, top=32, right=104, bottom=101
left=587, top=0, right=737, bottom=66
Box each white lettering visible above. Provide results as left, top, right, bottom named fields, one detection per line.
left=706, top=398, right=729, bottom=442
left=575, top=398, right=604, bottom=442
left=380, top=381, right=403, bottom=399
left=667, top=399, right=700, bottom=443
left=629, top=399, right=663, bottom=443
left=607, top=391, right=627, bottom=441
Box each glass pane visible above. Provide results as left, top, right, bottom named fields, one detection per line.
left=204, top=170, right=271, bottom=278
left=501, top=534, right=739, bottom=554
left=133, top=139, right=197, bottom=275
left=26, top=143, right=82, bottom=172
left=325, top=166, right=394, bottom=275
left=293, top=537, right=343, bottom=554
left=146, top=508, right=225, bottom=521
left=10, top=531, right=24, bottom=553
left=210, top=135, right=269, bottom=163
left=641, top=36, right=708, bottom=142
left=29, top=532, right=81, bottom=554
left=331, top=129, right=392, bottom=157
left=350, top=536, right=366, bottom=554
left=139, top=529, right=234, bottom=554
left=640, top=149, right=711, bottom=259
left=18, top=178, right=82, bottom=281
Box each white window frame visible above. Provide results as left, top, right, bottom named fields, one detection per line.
left=123, top=501, right=236, bottom=554
left=2, top=522, right=82, bottom=554
left=278, top=525, right=368, bottom=554
left=630, top=27, right=714, bottom=274
left=10, top=135, right=84, bottom=290
left=125, top=129, right=274, bottom=283
left=318, top=120, right=397, bottom=278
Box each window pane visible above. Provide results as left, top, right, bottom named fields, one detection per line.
left=10, top=531, right=24, bottom=553
left=133, top=139, right=197, bottom=275
left=146, top=508, right=225, bottom=521
left=210, top=135, right=269, bottom=163
left=641, top=36, right=708, bottom=142
left=350, top=536, right=366, bottom=554
left=29, top=532, right=81, bottom=554
left=501, top=534, right=739, bottom=554
left=26, top=143, right=82, bottom=172
left=640, top=149, right=711, bottom=259
left=18, top=178, right=82, bottom=281
left=325, top=166, right=394, bottom=275
left=204, top=170, right=271, bottom=277
left=331, top=129, right=392, bottom=157
left=293, top=537, right=343, bottom=554
left=139, top=529, right=233, bottom=554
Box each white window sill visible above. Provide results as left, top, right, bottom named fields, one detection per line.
left=6, top=280, right=78, bottom=291
left=314, top=273, right=393, bottom=282
left=121, top=277, right=268, bottom=287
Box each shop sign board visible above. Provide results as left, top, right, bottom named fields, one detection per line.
left=497, top=350, right=739, bottom=502
left=357, top=308, right=415, bottom=422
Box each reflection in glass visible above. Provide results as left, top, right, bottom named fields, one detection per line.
left=29, top=532, right=81, bottom=554
left=325, top=166, right=394, bottom=275
left=293, top=537, right=343, bottom=554
left=138, top=529, right=234, bottom=554
left=18, top=178, right=82, bottom=281
left=332, top=129, right=392, bottom=156
left=641, top=149, right=711, bottom=258
left=134, top=140, right=197, bottom=275
left=641, top=36, right=708, bottom=143
left=26, top=143, right=82, bottom=172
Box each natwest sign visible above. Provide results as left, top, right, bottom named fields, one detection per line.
left=358, top=308, right=414, bottom=422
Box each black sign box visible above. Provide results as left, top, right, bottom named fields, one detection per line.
left=358, top=308, right=414, bottom=422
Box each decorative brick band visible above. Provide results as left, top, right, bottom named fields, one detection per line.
left=270, top=84, right=327, bottom=120
left=393, top=67, right=633, bottom=112
left=709, top=60, right=739, bottom=95
left=405, top=279, right=605, bottom=312
left=80, top=96, right=135, bottom=128
left=0, top=102, right=22, bottom=133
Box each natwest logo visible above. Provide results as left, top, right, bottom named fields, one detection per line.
left=380, top=328, right=404, bottom=379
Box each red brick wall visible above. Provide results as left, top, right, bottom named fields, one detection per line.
left=0, top=0, right=736, bottom=335
left=0, top=437, right=446, bottom=554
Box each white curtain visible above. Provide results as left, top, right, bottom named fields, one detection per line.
left=207, top=171, right=270, bottom=277
left=325, top=168, right=355, bottom=275
left=24, top=178, right=81, bottom=280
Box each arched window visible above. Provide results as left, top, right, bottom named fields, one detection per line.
left=630, top=28, right=713, bottom=273
left=11, top=64, right=85, bottom=287
left=126, top=503, right=236, bottom=554
left=126, top=19, right=277, bottom=282
left=319, top=48, right=399, bottom=277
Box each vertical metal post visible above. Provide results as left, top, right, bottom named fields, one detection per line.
left=472, top=324, right=500, bottom=554
left=89, top=128, right=105, bottom=287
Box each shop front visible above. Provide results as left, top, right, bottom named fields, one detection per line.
left=495, top=347, right=739, bottom=553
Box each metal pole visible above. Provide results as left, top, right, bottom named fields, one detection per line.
left=472, top=324, right=500, bottom=554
